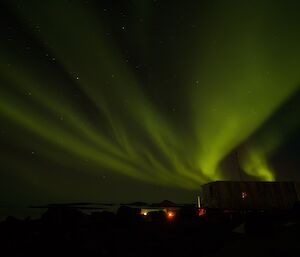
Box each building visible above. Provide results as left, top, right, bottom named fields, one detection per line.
left=200, top=181, right=300, bottom=211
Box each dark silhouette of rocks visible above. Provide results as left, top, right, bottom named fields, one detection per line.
left=0, top=204, right=299, bottom=257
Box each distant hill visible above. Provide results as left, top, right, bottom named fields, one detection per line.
left=151, top=200, right=177, bottom=207
left=121, top=202, right=148, bottom=206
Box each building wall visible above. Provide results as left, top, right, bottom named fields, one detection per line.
left=201, top=181, right=299, bottom=211
left=294, top=183, right=300, bottom=202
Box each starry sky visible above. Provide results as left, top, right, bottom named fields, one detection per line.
left=0, top=0, right=299, bottom=204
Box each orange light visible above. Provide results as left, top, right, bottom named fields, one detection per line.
left=167, top=211, right=174, bottom=218
left=143, top=212, right=147, bottom=216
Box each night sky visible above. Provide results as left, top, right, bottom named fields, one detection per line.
left=0, top=0, right=299, bottom=205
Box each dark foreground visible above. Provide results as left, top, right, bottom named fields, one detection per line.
left=1, top=206, right=300, bottom=257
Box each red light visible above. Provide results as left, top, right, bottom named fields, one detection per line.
left=198, top=208, right=206, bottom=216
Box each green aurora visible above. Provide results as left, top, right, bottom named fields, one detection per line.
left=0, top=0, right=299, bottom=203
